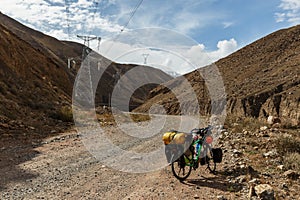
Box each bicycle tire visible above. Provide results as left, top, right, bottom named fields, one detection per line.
left=206, top=149, right=216, bottom=173
left=171, top=155, right=192, bottom=181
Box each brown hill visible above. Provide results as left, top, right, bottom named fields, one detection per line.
left=135, top=25, right=300, bottom=126
left=0, top=12, right=172, bottom=135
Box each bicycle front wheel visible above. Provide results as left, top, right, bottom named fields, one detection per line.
left=171, top=155, right=192, bottom=181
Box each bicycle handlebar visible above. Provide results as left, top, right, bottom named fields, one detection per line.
left=191, top=125, right=213, bottom=136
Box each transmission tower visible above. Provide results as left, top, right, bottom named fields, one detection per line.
left=77, top=35, right=101, bottom=59
left=75, top=35, right=101, bottom=107
left=142, top=53, right=149, bottom=65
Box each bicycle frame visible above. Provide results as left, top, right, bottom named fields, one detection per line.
left=184, top=137, right=210, bottom=167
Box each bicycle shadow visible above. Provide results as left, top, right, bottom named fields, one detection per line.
left=183, top=173, right=244, bottom=192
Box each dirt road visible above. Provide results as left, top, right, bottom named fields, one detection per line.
left=0, top=124, right=243, bottom=200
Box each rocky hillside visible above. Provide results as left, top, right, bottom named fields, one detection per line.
left=0, top=12, right=171, bottom=135
left=135, top=25, right=300, bottom=126
left=0, top=16, right=76, bottom=135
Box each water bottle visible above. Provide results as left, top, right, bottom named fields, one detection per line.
left=196, top=143, right=200, bottom=156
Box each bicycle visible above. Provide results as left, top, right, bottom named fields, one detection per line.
left=167, top=126, right=221, bottom=181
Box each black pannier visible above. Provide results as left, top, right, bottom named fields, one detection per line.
left=212, top=148, right=223, bottom=163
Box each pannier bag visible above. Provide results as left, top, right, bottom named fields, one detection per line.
left=212, top=148, right=223, bottom=163
left=165, top=144, right=183, bottom=163
left=163, top=131, right=193, bottom=163
left=200, top=156, right=208, bottom=165
left=162, top=131, right=186, bottom=145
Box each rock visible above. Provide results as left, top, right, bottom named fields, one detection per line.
left=217, top=195, right=227, bottom=200
left=130, top=156, right=143, bottom=160
left=233, top=123, right=239, bottom=127
left=233, top=149, right=242, bottom=155
left=254, top=146, right=259, bottom=150
left=0, top=123, right=9, bottom=128
left=267, top=116, right=281, bottom=125
left=254, top=184, right=275, bottom=200
left=260, top=126, right=268, bottom=131
left=283, top=170, right=299, bottom=180
left=276, top=165, right=284, bottom=170
left=236, top=175, right=247, bottom=183
left=272, top=123, right=281, bottom=128
left=248, top=186, right=255, bottom=199
left=263, top=150, right=277, bottom=158
left=281, top=183, right=288, bottom=189
left=194, top=194, right=200, bottom=199
left=249, top=178, right=260, bottom=184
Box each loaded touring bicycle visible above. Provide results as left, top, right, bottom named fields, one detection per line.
left=163, top=125, right=223, bottom=181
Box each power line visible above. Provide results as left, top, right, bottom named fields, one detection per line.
left=65, top=0, right=143, bottom=55
left=121, top=0, right=144, bottom=32
left=86, top=0, right=100, bottom=34
left=91, top=0, right=100, bottom=21
left=64, top=0, right=72, bottom=39
left=103, top=0, right=144, bottom=55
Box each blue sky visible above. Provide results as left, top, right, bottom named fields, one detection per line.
left=1, top=0, right=300, bottom=74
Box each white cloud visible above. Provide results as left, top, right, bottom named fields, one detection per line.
left=279, top=0, right=300, bottom=10
left=215, top=38, right=238, bottom=57
left=0, top=0, right=123, bottom=40
left=0, top=0, right=239, bottom=75
left=0, top=0, right=229, bottom=45
left=51, top=0, right=64, bottom=3
left=276, top=0, right=300, bottom=24
left=98, top=36, right=238, bottom=75
left=181, top=38, right=238, bottom=72
left=275, top=13, right=286, bottom=22
left=47, top=29, right=70, bottom=41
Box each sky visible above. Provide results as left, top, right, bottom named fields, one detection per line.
left=1, top=0, right=300, bottom=74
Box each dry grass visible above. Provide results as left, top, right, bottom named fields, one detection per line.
left=275, top=136, right=300, bottom=155
left=225, top=115, right=266, bottom=133
left=275, top=134, right=300, bottom=172
left=283, top=152, right=300, bottom=172
left=50, top=106, right=73, bottom=122
left=96, top=112, right=150, bottom=126
left=129, top=113, right=150, bottom=122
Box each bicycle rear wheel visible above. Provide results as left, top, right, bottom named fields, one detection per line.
left=206, top=149, right=216, bottom=173
left=171, top=155, right=192, bottom=181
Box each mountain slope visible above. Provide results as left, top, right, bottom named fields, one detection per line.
left=0, top=12, right=172, bottom=134
left=135, top=25, right=300, bottom=125
left=0, top=21, right=75, bottom=134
